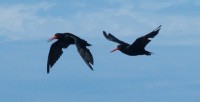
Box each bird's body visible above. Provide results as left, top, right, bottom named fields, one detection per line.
left=103, top=25, right=161, bottom=56
left=47, top=33, right=93, bottom=73
left=117, top=45, right=152, bottom=56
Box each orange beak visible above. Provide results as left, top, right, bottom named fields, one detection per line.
left=48, top=36, right=57, bottom=42
left=110, top=48, right=119, bottom=53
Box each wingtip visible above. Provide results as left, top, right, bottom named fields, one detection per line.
left=91, top=68, right=94, bottom=71
left=47, top=68, right=50, bottom=74
left=88, top=63, right=94, bottom=71
left=47, top=65, right=51, bottom=74
left=90, top=67, right=94, bottom=71
left=154, top=25, right=162, bottom=31
left=158, top=25, right=162, bottom=29
left=103, top=31, right=107, bottom=35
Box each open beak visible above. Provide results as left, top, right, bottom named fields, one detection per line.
left=110, top=48, right=119, bottom=53
left=48, top=36, right=57, bottom=42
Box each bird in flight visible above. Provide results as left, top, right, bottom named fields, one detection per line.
left=47, top=33, right=94, bottom=74
left=103, top=25, right=161, bottom=56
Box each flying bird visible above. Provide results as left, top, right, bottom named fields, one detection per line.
left=103, top=25, right=161, bottom=56
left=47, top=33, right=94, bottom=74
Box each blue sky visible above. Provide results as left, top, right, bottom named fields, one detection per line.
left=0, top=0, right=200, bottom=102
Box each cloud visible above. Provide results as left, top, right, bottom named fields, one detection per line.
left=0, top=1, right=199, bottom=46
left=0, top=2, right=59, bottom=41
left=137, top=0, right=190, bottom=10
left=0, top=2, right=54, bottom=31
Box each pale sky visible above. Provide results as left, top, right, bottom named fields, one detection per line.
left=0, top=0, right=200, bottom=102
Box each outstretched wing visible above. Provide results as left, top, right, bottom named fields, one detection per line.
left=69, top=35, right=94, bottom=70
left=77, top=45, right=94, bottom=70
left=144, top=25, right=161, bottom=38
left=129, top=25, right=161, bottom=50
left=103, top=31, right=129, bottom=45
left=47, top=40, right=64, bottom=74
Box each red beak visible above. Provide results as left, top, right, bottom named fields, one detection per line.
left=110, top=48, right=119, bottom=52
left=48, top=36, right=57, bottom=42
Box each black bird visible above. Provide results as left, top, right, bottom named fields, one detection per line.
left=103, top=25, right=161, bottom=56
left=47, top=33, right=94, bottom=73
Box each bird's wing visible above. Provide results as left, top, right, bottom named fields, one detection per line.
left=76, top=45, right=94, bottom=70
left=69, top=35, right=94, bottom=70
left=103, top=31, right=129, bottom=45
left=129, top=25, right=161, bottom=50
left=47, top=40, right=64, bottom=74
left=144, top=25, right=161, bottom=38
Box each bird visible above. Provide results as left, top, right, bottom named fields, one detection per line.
left=103, top=25, right=161, bottom=56
left=47, top=33, right=94, bottom=74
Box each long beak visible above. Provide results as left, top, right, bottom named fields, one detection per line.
left=48, top=36, right=57, bottom=42
left=110, top=48, right=119, bottom=53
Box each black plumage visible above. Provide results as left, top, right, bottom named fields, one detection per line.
left=47, top=33, right=94, bottom=74
left=103, top=25, right=161, bottom=56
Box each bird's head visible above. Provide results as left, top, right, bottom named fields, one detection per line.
left=48, top=33, right=63, bottom=42
left=110, top=45, right=123, bottom=53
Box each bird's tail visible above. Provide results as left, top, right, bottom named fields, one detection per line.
left=145, top=51, right=153, bottom=56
